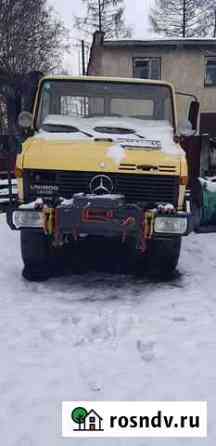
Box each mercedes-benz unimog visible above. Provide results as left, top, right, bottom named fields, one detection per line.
left=1, top=75, right=215, bottom=280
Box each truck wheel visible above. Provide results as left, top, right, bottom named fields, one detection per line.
left=21, top=230, right=51, bottom=281
left=145, top=237, right=182, bottom=277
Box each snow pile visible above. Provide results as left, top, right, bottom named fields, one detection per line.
left=34, top=115, right=184, bottom=158
left=19, top=198, right=44, bottom=209
left=157, top=203, right=175, bottom=212
left=107, top=143, right=126, bottom=164
left=59, top=197, right=74, bottom=207
left=199, top=177, right=216, bottom=193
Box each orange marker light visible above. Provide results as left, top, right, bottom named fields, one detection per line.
left=15, top=167, right=23, bottom=178
left=180, top=176, right=188, bottom=186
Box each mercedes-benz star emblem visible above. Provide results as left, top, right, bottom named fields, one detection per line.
left=89, top=175, right=114, bottom=195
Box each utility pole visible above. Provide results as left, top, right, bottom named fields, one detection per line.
left=183, top=0, right=186, bottom=37
left=98, top=0, right=102, bottom=32
left=81, top=40, right=85, bottom=75
left=214, top=9, right=216, bottom=37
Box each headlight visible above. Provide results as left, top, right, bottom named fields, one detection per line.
left=154, top=216, right=188, bottom=234
left=13, top=211, right=43, bottom=229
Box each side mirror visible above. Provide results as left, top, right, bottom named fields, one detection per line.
left=188, top=100, right=200, bottom=131
left=177, top=119, right=195, bottom=137
left=18, top=111, right=33, bottom=130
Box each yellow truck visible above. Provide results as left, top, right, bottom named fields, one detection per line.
left=2, top=75, right=213, bottom=280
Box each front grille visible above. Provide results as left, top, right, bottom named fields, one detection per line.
left=24, top=170, right=179, bottom=206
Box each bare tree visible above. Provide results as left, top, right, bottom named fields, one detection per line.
left=150, top=0, right=212, bottom=38
left=0, top=0, right=68, bottom=75
left=213, top=7, right=216, bottom=37
left=74, top=0, right=132, bottom=39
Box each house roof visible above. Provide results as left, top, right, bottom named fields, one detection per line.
left=86, top=409, right=103, bottom=421
left=103, top=38, right=216, bottom=49
left=88, top=32, right=216, bottom=74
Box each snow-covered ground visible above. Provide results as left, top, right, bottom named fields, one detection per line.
left=1, top=212, right=216, bottom=446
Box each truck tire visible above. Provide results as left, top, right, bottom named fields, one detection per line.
left=21, top=230, right=51, bottom=281
left=145, top=237, right=182, bottom=277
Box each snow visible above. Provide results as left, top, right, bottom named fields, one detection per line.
left=0, top=178, right=17, bottom=194
left=105, top=37, right=216, bottom=42
left=107, top=143, right=126, bottom=164
left=35, top=115, right=184, bottom=157
left=199, top=177, right=216, bottom=193
left=19, top=198, right=44, bottom=210
left=1, top=213, right=216, bottom=445
left=157, top=203, right=175, bottom=212
left=0, top=178, right=17, bottom=186
left=59, top=197, right=74, bottom=207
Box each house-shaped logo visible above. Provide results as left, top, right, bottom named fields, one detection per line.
left=71, top=406, right=104, bottom=432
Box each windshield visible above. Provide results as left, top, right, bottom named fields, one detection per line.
left=36, top=80, right=174, bottom=130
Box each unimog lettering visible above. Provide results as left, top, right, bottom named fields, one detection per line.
left=30, top=184, right=59, bottom=193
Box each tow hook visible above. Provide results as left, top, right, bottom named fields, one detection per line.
left=43, top=207, right=55, bottom=235
left=121, top=216, right=136, bottom=243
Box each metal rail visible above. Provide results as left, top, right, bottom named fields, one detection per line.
left=0, top=176, right=17, bottom=209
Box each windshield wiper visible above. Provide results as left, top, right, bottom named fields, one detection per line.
left=41, top=123, right=93, bottom=138
left=77, top=129, right=93, bottom=138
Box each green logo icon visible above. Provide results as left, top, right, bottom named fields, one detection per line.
left=71, top=407, right=88, bottom=425
left=71, top=406, right=103, bottom=432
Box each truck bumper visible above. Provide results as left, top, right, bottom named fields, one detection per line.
left=7, top=194, right=191, bottom=238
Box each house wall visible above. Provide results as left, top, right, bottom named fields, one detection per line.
left=89, top=44, right=216, bottom=124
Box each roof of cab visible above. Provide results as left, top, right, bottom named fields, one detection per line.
left=40, top=75, right=175, bottom=90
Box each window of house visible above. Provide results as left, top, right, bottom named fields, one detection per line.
left=89, top=417, right=95, bottom=422
left=205, top=58, right=216, bottom=86
left=133, top=58, right=161, bottom=80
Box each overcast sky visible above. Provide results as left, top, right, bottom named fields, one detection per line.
left=50, top=0, right=154, bottom=73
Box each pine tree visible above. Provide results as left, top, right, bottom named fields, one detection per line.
left=74, top=0, right=132, bottom=39
left=150, top=0, right=213, bottom=38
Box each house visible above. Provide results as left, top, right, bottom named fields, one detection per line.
left=81, top=409, right=103, bottom=431
left=87, top=32, right=216, bottom=135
